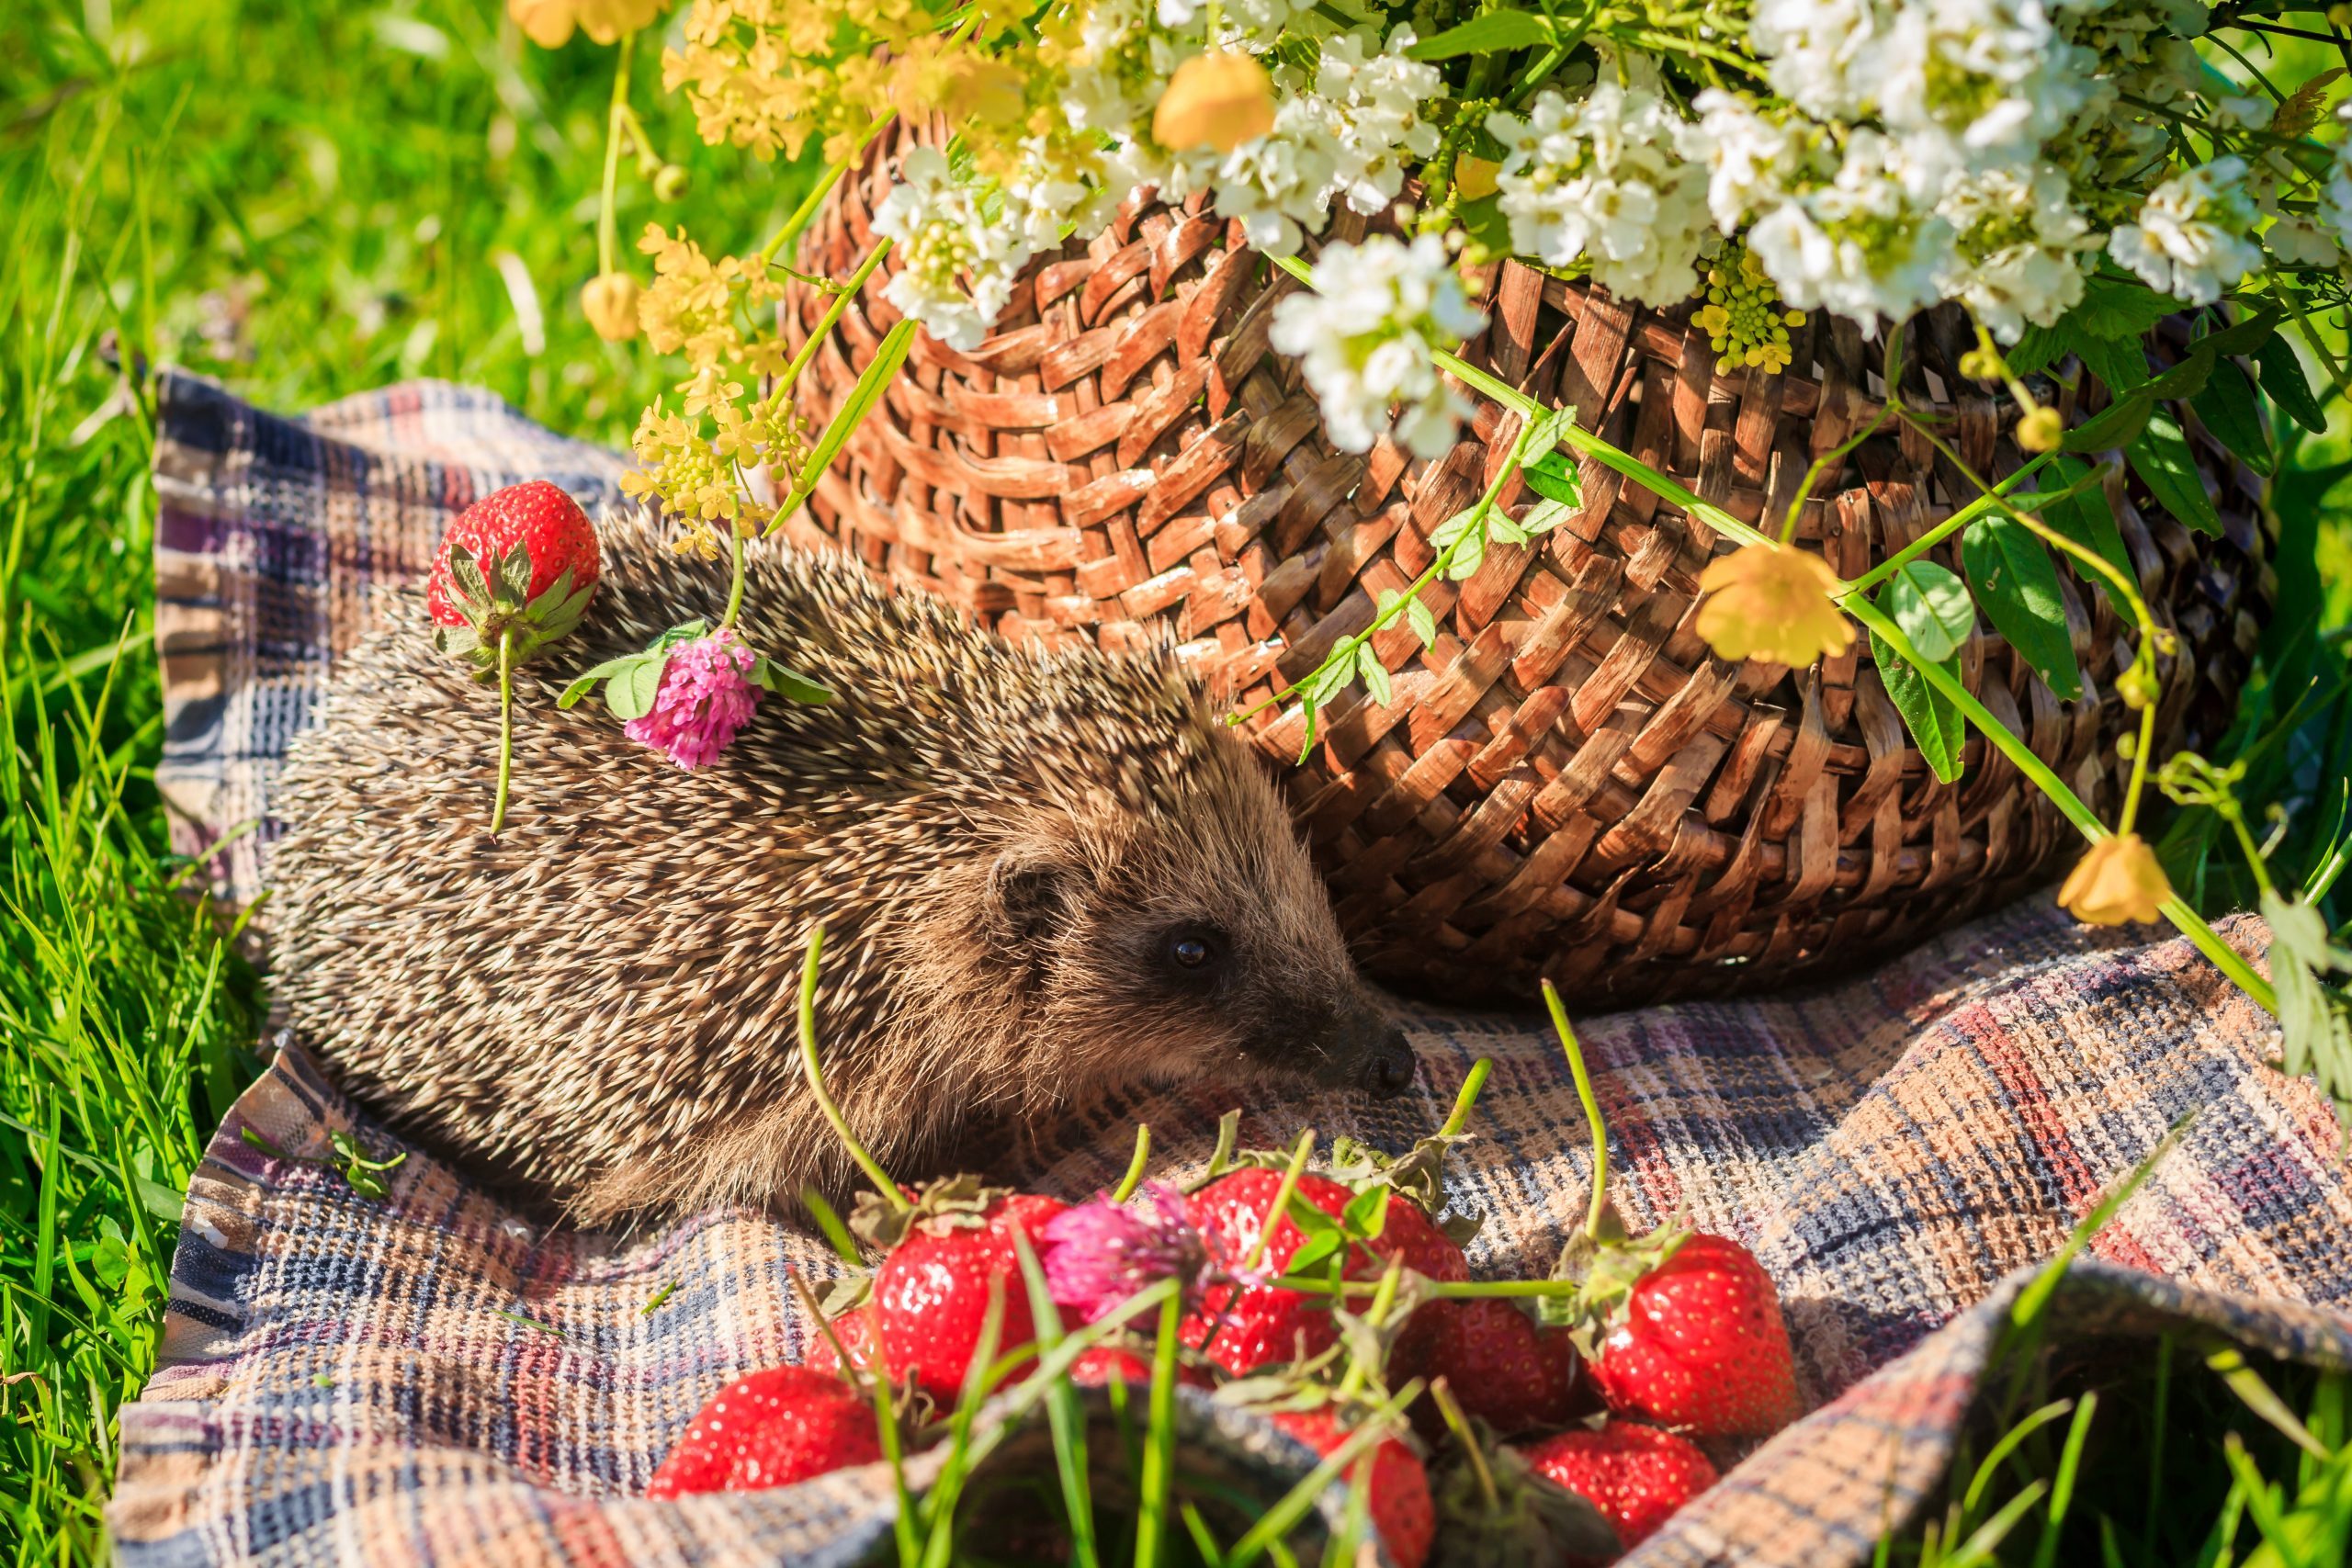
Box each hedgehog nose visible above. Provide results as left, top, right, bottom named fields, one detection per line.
left=1359, top=1029, right=1416, bottom=1100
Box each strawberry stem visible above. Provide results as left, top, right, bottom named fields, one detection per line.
left=1111, top=1122, right=1151, bottom=1204
left=1438, top=1056, right=1493, bottom=1140
left=1543, top=980, right=1610, bottom=1245
left=1430, top=1378, right=1500, bottom=1511
left=1238, top=1129, right=1316, bottom=1275
left=490, top=626, right=515, bottom=837
left=796, top=924, right=911, bottom=1212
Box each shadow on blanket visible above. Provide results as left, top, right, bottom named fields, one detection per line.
left=111, top=371, right=2352, bottom=1567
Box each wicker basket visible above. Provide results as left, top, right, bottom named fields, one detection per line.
left=780, top=121, right=2269, bottom=1008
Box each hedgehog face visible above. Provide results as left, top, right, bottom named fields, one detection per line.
left=991, top=756, right=1417, bottom=1107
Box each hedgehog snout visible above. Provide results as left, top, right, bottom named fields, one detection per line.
left=1308, top=998, right=1416, bottom=1100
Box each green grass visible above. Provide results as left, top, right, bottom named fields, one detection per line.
left=2, top=0, right=2351, bottom=1561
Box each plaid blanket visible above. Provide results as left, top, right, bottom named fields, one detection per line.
left=117, top=373, right=2352, bottom=1567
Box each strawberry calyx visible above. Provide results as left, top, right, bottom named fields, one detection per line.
left=1427, top=1410, right=1620, bottom=1567
left=1539, top=1218, right=1690, bottom=1356
left=850, top=1172, right=1013, bottom=1253
left=430, top=545, right=596, bottom=671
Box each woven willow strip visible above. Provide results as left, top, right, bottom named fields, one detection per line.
left=783, top=121, right=2268, bottom=1007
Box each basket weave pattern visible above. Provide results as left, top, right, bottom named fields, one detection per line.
left=782, top=122, right=2268, bottom=1007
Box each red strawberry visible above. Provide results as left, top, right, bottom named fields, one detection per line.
left=806, top=1300, right=876, bottom=1377
left=1272, top=1409, right=1435, bottom=1568
left=871, top=1190, right=1069, bottom=1401
left=1581, top=1231, right=1798, bottom=1438
left=1418, top=1299, right=1585, bottom=1437
left=646, top=1365, right=880, bottom=1498
left=1069, top=1344, right=1214, bottom=1389
left=425, top=479, right=602, bottom=629
left=1541, top=982, right=1798, bottom=1440
left=1517, top=1422, right=1719, bottom=1555
left=1180, top=1169, right=1377, bottom=1376
left=423, top=479, right=601, bottom=834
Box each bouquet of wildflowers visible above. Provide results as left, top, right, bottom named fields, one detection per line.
left=516, top=0, right=2352, bottom=1120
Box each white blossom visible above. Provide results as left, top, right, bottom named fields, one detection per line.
left=1486, top=84, right=1715, bottom=307
left=873, top=148, right=1032, bottom=352
left=1269, top=234, right=1487, bottom=457
left=1934, top=166, right=2094, bottom=341
left=2108, top=159, right=2263, bottom=305
left=1743, top=131, right=1953, bottom=330
left=1312, top=31, right=1446, bottom=216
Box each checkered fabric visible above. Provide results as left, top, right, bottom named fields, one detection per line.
left=115, top=373, right=2352, bottom=1567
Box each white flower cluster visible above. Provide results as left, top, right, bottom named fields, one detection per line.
left=2109, top=158, right=2264, bottom=305
left=872, top=148, right=1028, bottom=352
left=1485, top=84, right=1715, bottom=308
left=1269, top=234, right=1487, bottom=457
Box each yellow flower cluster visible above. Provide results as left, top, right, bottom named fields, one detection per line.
left=621, top=224, right=807, bottom=543
left=1692, top=245, right=1807, bottom=376
left=508, top=0, right=668, bottom=49
left=1692, top=542, right=1855, bottom=668
left=662, top=0, right=1035, bottom=169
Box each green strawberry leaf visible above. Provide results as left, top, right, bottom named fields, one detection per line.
left=1880, top=560, right=1975, bottom=664
left=2127, top=412, right=2221, bottom=536
left=495, top=545, right=533, bottom=604
left=449, top=552, right=494, bottom=614
left=1962, top=513, right=2082, bottom=700
left=1871, top=628, right=1967, bottom=784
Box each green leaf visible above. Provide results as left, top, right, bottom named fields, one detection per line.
left=1341, top=1185, right=1391, bottom=1243
left=2127, top=412, right=2221, bottom=536
left=1430, top=504, right=1480, bottom=552
left=2064, top=276, right=2183, bottom=342
left=790, top=319, right=919, bottom=513
left=611, top=649, right=672, bottom=722
left=1522, top=449, right=1582, bottom=506
left=1871, top=629, right=1967, bottom=784
left=495, top=546, right=533, bottom=604
left=1962, top=513, right=2082, bottom=700
left=1406, top=596, right=1438, bottom=649
left=2189, top=358, right=2272, bottom=476
left=1356, top=643, right=1393, bottom=707
left=1880, top=560, right=1975, bottom=664
left=1403, top=8, right=1552, bottom=58
left=2004, top=323, right=2064, bottom=378
left=2063, top=391, right=2154, bottom=453
left=749, top=657, right=835, bottom=705
left=2074, top=334, right=2148, bottom=395
left=2256, top=335, right=2330, bottom=434
left=1521, top=496, right=1577, bottom=535
left=559, top=652, right=649, bottom=709
left=450, top=551, right=493, bottom=612
left=2195, top=308, right=2282, bottom=361
left=1444, top=519, right=1487, bottom=581
left=2037, top=457, right=2135, bottom=593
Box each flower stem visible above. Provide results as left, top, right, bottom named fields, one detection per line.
left=1542, top=981, right=1609, bottom=1243
left=1842, top=594, right=2276, bottom=1012
left=775, top=237, right=894, bottom=403
left=719, top=513, right=748, bottom=632
left=795, top=922, right=912, bottom=1210
left=1238, top=1129, right=1316, bottom=1274
left=1111, top=1123, right=1152, bottom=1204
left=491, top=627, right=514, bottom=837
left=1438, top=1057, right=1492, bottom=1140
left=1134, top=1293, right=1182, bottom=1568
left=596, top=31, right=635, bottom=277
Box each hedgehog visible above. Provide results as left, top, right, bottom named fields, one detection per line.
left=266, top=511, right=1415, bottom=1225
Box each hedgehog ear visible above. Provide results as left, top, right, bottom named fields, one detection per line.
left=984, top=847, right=1086, bottom=955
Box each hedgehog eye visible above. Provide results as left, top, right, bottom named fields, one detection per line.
left=1162, top=927, right=1225, bottom=978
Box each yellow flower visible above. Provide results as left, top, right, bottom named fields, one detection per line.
left=2057, top=833, right=2172, bottom=925
left=581, top=273, right=642, bottom=341
left=2015, top=405, right=2064, bottom=453
left=1153, top=52, right=1276, bottom=153
left=1692, top=542, right=1855, bottom=667
left=1453, top=155, right=1502, bottom=201
left=509, top=0, right=668, bottom=49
